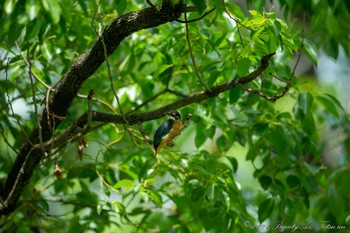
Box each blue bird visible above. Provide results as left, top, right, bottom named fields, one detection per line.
left=153, top=111, right=183, bottom=160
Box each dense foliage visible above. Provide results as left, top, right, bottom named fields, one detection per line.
left=1, top=0, right=349, bottom=232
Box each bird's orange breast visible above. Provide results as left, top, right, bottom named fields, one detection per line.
left=155, top=120, right=183, bottom=154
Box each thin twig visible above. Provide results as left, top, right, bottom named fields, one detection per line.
left=77, top=93, right=116, bottom=112
left=94, top=137, right=124, bottom=195
left=146, top=0, right=157, bottom=11
left=240, top=13, right=303, bottom=104
left=4, top=58, right=33, bottom=146
left=0, top=196, right=7, bottom=208
left=291, top=13, right=305, bottom=77
left=27, top=43, right=44, bottom=152
left=184, top=12, right=211, bottom=92
left=36, top=123, right=105, bottom=157
left=16, top=53, right=275, bottom=167
left=137, top=122, right=153, bottom=145
left=176, top=7, right=216, bottom=23
left=128, top=89, right=167, bottom=114
left=238, top=82, right=290, bottom=101
left=221, top=0, right=253, bottom=31
left=167, top=88, right=189, bottom=98
left=97, top=0, right=128, bottom=124
left=15, top=42, right=53, bottom=90
left=44, top=87, right=52, bottom=124
left=221, top=0, right=245, bottom=46
left=4, top=144, right=32, bottom=207
left=127, top=88, right=189, bottom=114
left=87, top=89, right=95, bottom=128
left=0, top=129, right=18, bottom=154
left=66, top=53, right=276, bottom=126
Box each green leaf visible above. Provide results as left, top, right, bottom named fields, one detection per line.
left=77, top=0, right=88, bottom=16
left=286, top=175, right=301, bottom=189
left=326, top=15, right=341, bottom=36
left=7, top=21, right=22, bottom=43
left=248, top=10, right=260, bottom=16
left=24, top=19, right=41, bottom=40
left=112, top=201, right=126, bottom=215
left=324, top=94, right=345, bottom=112
left=207, top=125, right=216, bottom=139
left=148, top=189, right=163, bottom=207
left=190, top=0, right=207, bottom=14
left=191, top=186, right=205, bottom=202
left=302, top=113, right=316, bottom=136
left=302, top=39, right=318, bottom=66
left=4, top=0, right=16, bottom=14
left=115, top=0, right=127, bottom=15
left=195, top=124, right=207, bottom=148
left=228, top=157, right=238, bottom=173
left=258, top=198, right=274, bottom=222
left=35, top=200, right=49, bottom=212
left=316, top=95, right=339, bottom=118
left=42, top=0, right=61, bottom=24
left=97, top=204, right=102, bottom=215
left=269, top=125, right=290, bottom=156
left=225, top=3, right=245, bottom=19
left=76, top=190, right=99, bottom=207
left=298, top=92, right=314, bottom=116
left=155, top=64, right=174, bottom=78
left=237, top=58, right=251, bottom=76
left=67, top=163, right=97, bottom=180
left=216, top=135, right=231, bottom=152
left=259, top=175, right=272, bottom=190
left=130, top=207, right=150, bottom=216
left=26, top=0, right=40, bottom=21
left=229, top=88, right=243, bottom=104
left=113, top=179, right=134, bottom=191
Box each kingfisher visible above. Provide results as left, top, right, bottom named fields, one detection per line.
left=153, top=110, right=183, bottom=160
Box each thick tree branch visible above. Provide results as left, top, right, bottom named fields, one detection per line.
left=20, top=52, right=276, bottom=163
left=0, top=1, right=189, bottom=216
left=76, top=53, right=276, bottom=125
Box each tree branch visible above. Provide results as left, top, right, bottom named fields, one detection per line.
left=19, top=52, right=276, bottom=163
left=39, top=52, right=277, bottom=152
left=0, top=1, right=189, bottom=216
left=77, top=53, right=276, bottom=125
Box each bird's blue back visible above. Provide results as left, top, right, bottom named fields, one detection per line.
left=153, top=119, right=174, bottom=150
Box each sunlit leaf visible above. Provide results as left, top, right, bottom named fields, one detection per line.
left=26, top=0, right=40, bottom=21
left=97, top=204, right=103, bottom=215
left=4, top=0, right=16, bottom=14
left=113, top=179, right=135, bottom=191
left=42, top=0, right=61, bottom=24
